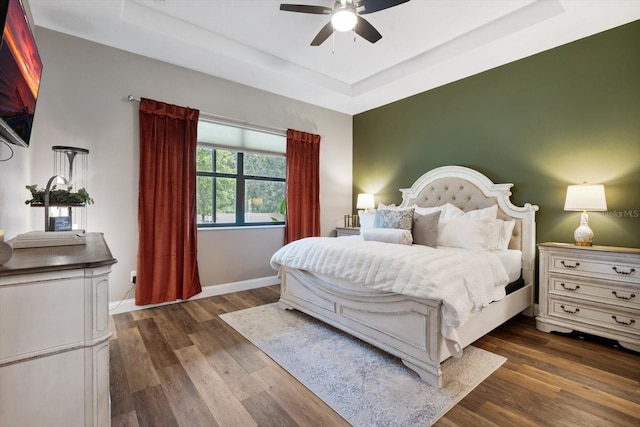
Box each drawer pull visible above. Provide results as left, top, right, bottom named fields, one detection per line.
left=611, top=291, right=636, bottom=300
left=611, top=316, right=636, bottom=326
left=561, top=261, right=580, bottom=269
left=560, top=305, right=580, bottom=314
left=560, top=283, right=580, bottom=292
left=612, top=266, right=636, bottom=275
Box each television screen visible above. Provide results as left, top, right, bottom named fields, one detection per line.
left=0, top=0, right=42, bottom=148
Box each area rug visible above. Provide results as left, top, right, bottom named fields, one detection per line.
left=220, top=303, right=506, bottom=427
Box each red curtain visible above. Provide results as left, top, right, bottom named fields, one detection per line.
left=285, top=129, right=321, bottom=243
left=136, top=98, right=202, bottom=305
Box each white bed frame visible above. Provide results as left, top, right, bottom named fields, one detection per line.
left=278, top=165, right=538, bottom=387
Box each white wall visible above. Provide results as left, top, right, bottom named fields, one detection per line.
left=4, top=27, right=352, bottom=303
left=0, top=144, right=31, bottom=239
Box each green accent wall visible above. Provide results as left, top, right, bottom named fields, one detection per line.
left=354, top=20, right=640, bottom=249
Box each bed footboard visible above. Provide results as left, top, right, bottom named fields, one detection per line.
left=279, top=266, right=533, bottom=388
left=279, top=266, right=445, bottom=387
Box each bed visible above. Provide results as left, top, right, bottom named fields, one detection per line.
left=271, top=165, right=538, bottom=387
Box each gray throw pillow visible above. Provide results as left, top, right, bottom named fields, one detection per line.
left=412, top=211, right=440, bottom=247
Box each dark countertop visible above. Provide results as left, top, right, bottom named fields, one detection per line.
left=0, top=232, right=117, bottom=277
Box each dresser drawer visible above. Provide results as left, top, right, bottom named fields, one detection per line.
left=548, top=275, right=639, bottom=310
left=548, top=252, right=640, bottom=284
left=538, top=243, right=640, bottom=352
left=548, top=298, right=639, bottom=334
left=336, top=227, right=360, bottom=237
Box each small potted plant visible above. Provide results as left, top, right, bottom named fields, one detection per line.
left=25, top=184, right=94, bottom=206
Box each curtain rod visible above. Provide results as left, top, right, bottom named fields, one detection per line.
left=127, top=94, right=287, bottom=136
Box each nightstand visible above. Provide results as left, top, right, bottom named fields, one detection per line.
left=336, top=227, right=360, bottom=237
left=537, top=242, right=640, bottom=352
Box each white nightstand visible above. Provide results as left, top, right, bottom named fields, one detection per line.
left=336, top=227, right=360, bottom=237
left=537, top=242, right=640, bottom=352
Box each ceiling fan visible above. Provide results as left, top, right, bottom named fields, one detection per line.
left=280, top=0, right=410, bottom=46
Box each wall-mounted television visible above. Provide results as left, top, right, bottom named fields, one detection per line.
left=0, top=0, right=42, bottom=148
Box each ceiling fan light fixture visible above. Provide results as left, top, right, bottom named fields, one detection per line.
left=331, top=7, right=357, bottom=32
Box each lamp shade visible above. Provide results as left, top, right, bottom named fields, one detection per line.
left=356, top=193, right=375, bottom=210
left=564, top=184, right=607, bottom=212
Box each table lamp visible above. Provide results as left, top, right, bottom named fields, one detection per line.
left=356, top=193, right=375, bottom=213
left=564, top=183, right=607, bottom=246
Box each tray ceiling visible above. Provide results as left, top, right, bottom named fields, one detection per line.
left=29, top=0, right=640, bottom=114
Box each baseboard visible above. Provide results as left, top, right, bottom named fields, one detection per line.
left=109, top=276, right=280, bottom=315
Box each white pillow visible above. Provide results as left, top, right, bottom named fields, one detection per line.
left=497, top=219, right=516, bottom=250
left=377, top=202, right=398, bottom=210
left=437, top=218, right=499, bottom=250
left=442, top=203, right=498, bottom=220
left=441, top=203, right=462, bottom=219
left=358, top=211, right=376, bottom=234
left=363, top=228, right=413, bottom=245
left=485, top=220, right=502, bottom=250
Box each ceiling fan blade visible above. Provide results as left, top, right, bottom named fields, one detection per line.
left=354, top=16, right=382, bottom=43
left=310, top=21, right=334, bottom=46
left=280, top=4, right=332, bottom=14
left=356, top=0, right=410, bottom=15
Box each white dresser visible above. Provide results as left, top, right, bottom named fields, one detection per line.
left=0, top=233, right=116, bottom=426
left=537, top=242, right=640, bottom=352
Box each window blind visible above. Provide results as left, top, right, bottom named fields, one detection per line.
left=197, top=119, right=285, bottom=155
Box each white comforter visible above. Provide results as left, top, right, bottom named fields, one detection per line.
left=270, top=237, right=510, bottom=356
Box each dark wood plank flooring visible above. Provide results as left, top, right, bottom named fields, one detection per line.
left=110, top=285, right=640, bottom=426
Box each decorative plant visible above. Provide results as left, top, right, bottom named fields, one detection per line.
left=25, top=184, right=94, bottom=205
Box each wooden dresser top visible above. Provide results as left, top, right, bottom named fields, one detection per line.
left=0, top=232, right=117, bottom=277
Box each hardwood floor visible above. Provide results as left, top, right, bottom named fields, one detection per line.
left=110, top=286, right=640, bottom=427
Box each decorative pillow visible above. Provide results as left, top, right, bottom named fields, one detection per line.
left=412, top=205, right=446, bottom=218
left=358, top=210, right=377, bottom=234
left=379, top=203, right=443, bottom=216
left=362, top=228, right=413, bottom=245
left=442, top=203, right=498, bottom=220
left=374, top=208, right=414, bottom=230
left=412, top=211, right=440, bottom=247
left=437, top=217, right=499, bottom=250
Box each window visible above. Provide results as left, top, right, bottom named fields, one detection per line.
left=196, top=120, right=286, bottom=227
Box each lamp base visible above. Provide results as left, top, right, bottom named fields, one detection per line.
left=573, top=212, right=594, bottom=246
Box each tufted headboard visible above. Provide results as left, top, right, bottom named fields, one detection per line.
left=400, top=176, right=523, bottom=250
left=398, top=166, right=538, bottom=286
